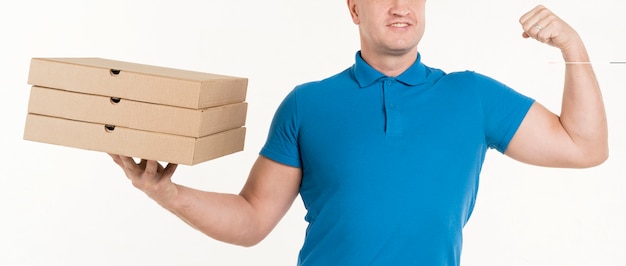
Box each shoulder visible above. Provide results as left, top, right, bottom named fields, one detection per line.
left=419, top=64, right=499, bottom=90
left=275, top=67, right=354, bottom=112
left=434, top=70, right=516, bottom=95
left=294, top=67, right=355, bottom=93
left=439, top=70, right=493, bottom=84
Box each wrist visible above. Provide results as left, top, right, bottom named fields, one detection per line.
left=151, top=183, right=185, bottom=211
left=560, top=39, right=589, bottom=63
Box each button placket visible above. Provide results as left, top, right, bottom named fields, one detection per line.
left=382, top=79, right=402, bottom=136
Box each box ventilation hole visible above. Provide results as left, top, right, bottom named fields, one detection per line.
left=104, top=125, right=116, bottom=132
left=110, top=97, right=121, bottom=104
left=110, top=69, right=121, bottom=76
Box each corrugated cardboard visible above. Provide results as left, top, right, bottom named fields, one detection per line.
left=27, top=86, right=248, bottom=138
left=24, top=114, right=246, bottom=165
left=27, top=57, right=248, bottom=109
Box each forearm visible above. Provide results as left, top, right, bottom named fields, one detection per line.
left=111, top=156, right=301, bottom=247
left=163, top=185, right=262, bottom=247
left=559, top=42, right=608, bottom=162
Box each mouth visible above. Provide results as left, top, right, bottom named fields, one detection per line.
left=389, top=22, right=411, bottom=28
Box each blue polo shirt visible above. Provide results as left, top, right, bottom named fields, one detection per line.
left=260, top=51, right=534, bottom=265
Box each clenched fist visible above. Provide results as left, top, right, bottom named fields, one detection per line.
left=520, top=5, right=584, bottom=56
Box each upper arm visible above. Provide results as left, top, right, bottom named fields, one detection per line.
left=505, top=102, right=596, bottom=168
left=238, top=155, right=302, bottom=238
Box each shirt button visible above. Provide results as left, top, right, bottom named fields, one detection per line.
left=385, top=80, right=392, bottom=86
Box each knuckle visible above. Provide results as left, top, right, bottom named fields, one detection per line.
left=537, top=6, right=552, bottom=16
left=130, top=179, right=144, bottom=190
left=144, top=168, right=158, bottom=177
left=547, top=14, right=557, bottom=22
left=144, top=183, right=166, bottom=198
left=123, top=164, right=135, bottom=172
left=150, top=183, right=163, bottom=193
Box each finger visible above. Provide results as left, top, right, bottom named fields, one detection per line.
left=156, top=161, right=165, bottom=172
left=118, top=155, right=137, bottom=168
left=520, top=6, right=550, bottom=37
left=162, top=163, right=178, bottom=180
left=117, top=155, right=142, bottom=178
left=534, top=18, right=555, bottom=43
left=519, top=6, right=538, bottom=25
left=108, top=153, right=122, bottom=166
left=522, top=14, right=548, bottom=37
left=519, top=5, right=545, bottom=26
left=144, top=160, right=160, bottom=178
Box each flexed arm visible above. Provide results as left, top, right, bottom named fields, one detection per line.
left=506, top=5, right=608, bottom=168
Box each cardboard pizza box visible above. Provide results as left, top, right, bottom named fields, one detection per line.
left=24, top=114, right=246, bottom=165
left=27, top=57, right=248, bottom=109
left=27, top=86, right=247, bottom=138
left=24, top=57, right=249, bottom=164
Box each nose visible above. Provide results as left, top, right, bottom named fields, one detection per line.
left=389, top=0, right=411, bottom=16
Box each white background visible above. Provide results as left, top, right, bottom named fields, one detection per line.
left=1, top=0, right=624, bottom=265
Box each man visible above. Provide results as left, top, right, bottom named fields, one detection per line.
left=109, top=1, right=608, bottom=265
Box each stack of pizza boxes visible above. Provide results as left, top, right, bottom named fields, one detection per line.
left=24, top=58, right=248, bottom=165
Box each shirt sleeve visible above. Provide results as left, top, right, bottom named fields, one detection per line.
left=259, top=88, right=302, bottom=168
left=474, top=72, right=535, bottom=153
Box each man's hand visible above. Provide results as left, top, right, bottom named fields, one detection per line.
left=519, top=5, right=583, bottom=54
left=108, top=154, right=179, bottom=208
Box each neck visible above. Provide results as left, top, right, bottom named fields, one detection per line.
left=360, top=48, right=418, bottom=77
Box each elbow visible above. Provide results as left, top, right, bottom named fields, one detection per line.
left=238, top=240, right=261, bottom=248
left=576, top=146, right=609, bottom=168
left=210, top=235, right=264, bottom=248
left=590, top=148, right=609, bottom=167
left=197, top=224, right=268, bottom=248
left=225, top=225, right=271, bottom=247
left=231, top=232, right=267, bottom=248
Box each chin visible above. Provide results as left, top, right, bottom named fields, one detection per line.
left=386, top=46, right=418, bottom=56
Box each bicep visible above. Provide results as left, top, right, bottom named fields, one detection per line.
left=505, top=102, right=587, bottom=168
left=239, top=155, right=302, bottom=236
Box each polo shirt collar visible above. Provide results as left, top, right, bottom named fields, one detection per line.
left=352, top=51, right=428, bottom=88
